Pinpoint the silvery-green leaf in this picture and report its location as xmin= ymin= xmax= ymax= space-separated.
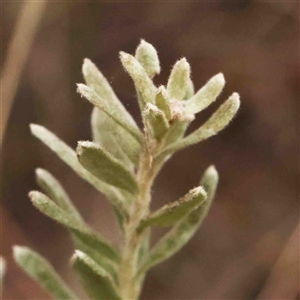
xmin=92 ymin=107 xmax=141 ymax=166
xmin=73 ymin=235 xmax=118 ymax=284
xmin=0 ymin=256 xmax=5 ymax=293
xmin=72 ymin=250 xmax=121 ymax=300
xmin=167 ymin=58 xmax=190 ymax=100
xmin=159 ymin=93 xmax=240 ymax=157
xmin=138 ymin=166 xmax=219 ymax=275
xmin=82 ymin=58 xmax=138 ymax=129
xmin=184 ymin=73 xmax=225 ymax=114
xmin=160 ymin=120 xmax=189 ymax=149
xmin=135 ymin=39 xmax=160 ymax=79
xmin=13 ymin=246 xmax=77 ymax=299
xmin=35 ymin=168 xmax=83 ymax=223
xmin=29 ymin=191 xmax=120 ymax=264
xmin=137 ymin=187 xmax=206 ymax=233
xmin=119 ymin=51 xmax=157 ymax=105
xmin=30 ymin=124 xmax=128 ymax=216
xmin=77 ymin=84 xmax=142 ymax=143
xmin=143 ymin=103 xmax=169 ymax=141
xmin=77 ymin=141 xmax=139 ymax=195
xmin=183 ymin=77 xmax=195 ymax=100
xmin=155 ymin=86 xmax=172 ymax=120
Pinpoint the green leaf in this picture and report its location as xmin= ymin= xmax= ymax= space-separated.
xmin=29 ymin=191 xmax=121 ymax=264
xmin=119 ymin=51 xmax=157 ymax=105
xmin=77 ymin=84 xmax=142 ymax=143
xmin=183 ymin=77 xmax=195 ymax=100
xmin=30 ymin=124 xmax=128 ymax=216
xmin=35 ymin=170 xmax=119 ymax=278
xmin=77 ymin=141 xmax=139 ymax=195
xmin=0 ymin=256 xmax=6 ymax=293
xmin=82 ymin=58 xmax=138 ymax=129
xmin=184 ymin=73 xmax=225 ymax=114
xmin=91 ymin=107 xmax=141 ymax=166
xmin=159 ymin=93 xmax=240 ymax=157
xmin=35 ymin=168 xmax=83 ymax=223
xmin=160 ymin=120 xmax=189 ymax=149
xmin=167 ymin=58 xmax=190 ymax=100
xmin=155 ymin=86 xmax=172 ymax=121
xmin=13 ymin=246 xmax=77 ymax=299
xmin=138 ymin=166 xmax=219 ymax=275
xmin=137 ymin=187 xmax=206 ymax=233
xmin=135 ymin=39 xmax=160 ymax=79
xmin=143 ymin=103 xmax=169 ymax=141
xmin=72 ymin=250 xmax=121 ymax=300
xmin=72 ymin=235 xmax=119 ymax=284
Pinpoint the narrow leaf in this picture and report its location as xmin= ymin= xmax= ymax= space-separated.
xmin=119 ymin=51 xmax=157 ymax=105
xmin=184 ymin=73 xmax=225 ymax=114
xmin=137 ymin=187 xmax=206 ymax=233
xmin=77 ymin=141 xmax=139 ymax=195
xmin=35 ymin=171 xmax=119 ymax=278
xmin=138 ymin=166 xmax=219 ymax=274
xmin=183 ymin=77 xmax=195 ymax=100
xmin=72 ymin=250 xmax=121 ymax=300
xmin=30 ymin=124 xmax=128 ymax=216
xmin=135 ymin=39 xmax=160 ymax=79
xmin=143 ymin=103 xmax=169 ymax=141
xmin=0 ymin=256 xmax=6 ymax=293
xmin=29 ymin=191 xmax=120 ymax=264
xmin=160 ymin=120 xmax=189 ymax=149
xmin=73 ymin=236 xmax=119 ymax=284
xmin=13 ymin=246 xmax=77 ymax=299
xmin=155 ymin=86 xmax=172 ymax=120
xmin=159 ymin=93 xmax=240 ymax=157
xmin=77 ymin=84 xmax=142 ymax=143
xmin=167 ymin=58 xmax=190 ymax=100
xmin=35 ymin=168 xmax=83 ymax=223
xmin=83 ymin=58 xmax=138 ymax=129
xmin=91 ymin=107 xmax=141 ymax=165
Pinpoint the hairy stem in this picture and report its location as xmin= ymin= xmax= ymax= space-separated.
xmin=118 ymin=142 xmax=155 ymax=299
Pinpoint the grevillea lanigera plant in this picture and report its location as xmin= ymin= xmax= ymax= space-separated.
xmin=12 ymin=40 xmax=240 ymax=299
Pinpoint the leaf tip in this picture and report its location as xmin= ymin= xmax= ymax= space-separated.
xmin=230 ymin=92 xmax=241 ymax=109
xmin=191 ymin=186 xmax=207 ymax=199
xmin=29 ymin=123 xmax=42 ymax=135
xmin=214 ymin=73 xmax=225 ymax=86
xmin=13 ymin=245 xmax=28 ymax=263
xmin=29 ymin=190 xmax=47 ymax=206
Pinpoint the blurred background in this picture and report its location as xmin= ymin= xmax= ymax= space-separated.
xmin=1 ymin=1 xmax=299 ymax=299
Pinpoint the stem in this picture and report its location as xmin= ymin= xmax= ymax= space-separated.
xmin=118 ymin=143 xmax=156 ymax=299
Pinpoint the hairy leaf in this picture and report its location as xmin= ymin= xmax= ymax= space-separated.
xmin=29 ymin=191 xmax=120 ymax=264
xmin=72 ymin=251 xmax=121 ymax=300
xmin=183 ymin=77 xmax=195 ymax=100
xmin=77 ymin=84 xmax=142 ymax=143
xmin=155 ymin=86 xmax=172 ymax=121
xmin=35 ymin=168 xmax=83 ymax=223
xmin=83 ymin=58 xmax=138 ymax=129
xmin=91 ymin=107 xmax=140 ymax=166
xmin=30 ymin=124 xmax=128 ymax=216
xmin=143 ymin=103 xmax=169 ymax=141
xmin=135 ymin=39 xmax=160 ymax=79
xmin=137 ymin=187 xmax=206 ymax=233
xmin=138 ymin=166 xmax=219 ymax=274
xmin=159 ymin=93 xmax=240 ymax=157
xmin=184 ymin=73 xmax=225 ymax=114
xmin=119 ymin=51 xmax=157 ymax=105
xmin=13 ymin=246 xmax=77 ymax=299
xmin=77 ymin=141 xmax=139 ymax=195
xmin=167 ymin=58 xmax=190 ymax=100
